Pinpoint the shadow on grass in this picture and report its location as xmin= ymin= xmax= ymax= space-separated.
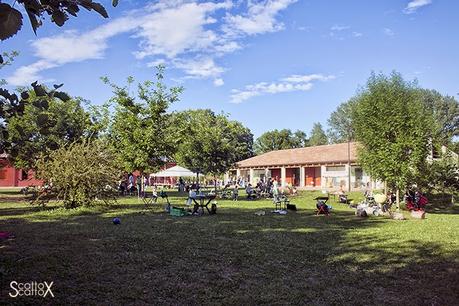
xmin=425 ymin=193 xmax=459 ymax=215
xmin=0 ymin=204 xmax=458 ymax=305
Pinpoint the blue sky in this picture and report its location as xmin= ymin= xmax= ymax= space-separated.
xmin=2 ymin=0 xmax=458 ymax=138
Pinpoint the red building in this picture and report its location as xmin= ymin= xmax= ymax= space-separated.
xmin=0 ymin=156 xmax=42 ymax=187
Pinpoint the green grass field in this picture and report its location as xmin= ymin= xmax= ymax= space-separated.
xmin=1 ymin=190 xmax=458 ymax=305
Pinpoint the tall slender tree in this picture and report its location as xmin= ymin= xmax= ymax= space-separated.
xmin=327 ymin=98 xmax=357 ymax=144
xmin=104 ymin=66 xmax=183 ymax=175
xmin=352 ymin=72 xmax=433 ymax=207
xmin=308 ymin=123 xmax=328 ymax=146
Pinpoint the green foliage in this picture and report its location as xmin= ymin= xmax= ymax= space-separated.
xmin=352 ymin=72 xmax=432 ymax=189
xmin=327 ymin=98 xmax=357 ymax=143
xmin=254 ymin=129 xmax=308 ymax=154
xmin=419 ymin=152 xmax=459 ymax=194
xmin=3 ymin=87 xmax=92 ymax=170
xmin=0 ymin=1 xmax=113 ymax=41
xmin=174 ymin=109 xmax=253 ymax=176
xmin=0 ymin=50 xmax=19 ymax=85
xmin=105 ymin=66 xmax=183 ymax=173
xmin=35 ymin=139 xmax=120 ymax=208
xmin=419 ymin=89 xmax=459 ymax=145
xmin=308 ymin=122 xmax=328 ymax=146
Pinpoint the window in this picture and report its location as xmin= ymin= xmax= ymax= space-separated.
xmin=326 ymin=166 xmax=345 ymax=172
xmin=21 ymin=170 xmax=28 ymax=180
xmin=0 ymin=169 xmax=6 ymax=179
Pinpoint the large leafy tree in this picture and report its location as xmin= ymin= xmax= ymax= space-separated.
xmin=0 ymin=83 xmax=95 ymax=169
xmin=327 ymin=98 xmax=357 ymax=144
xmin=105 ymin=66 xmax=183 ymax=174
xmin=352 ymin=72 xmax=433 ymax=205
xmin=174 ymin=109 xmax=253 ymax=185
xmin=254 ymin=129 xmax=308 ymax=155
xmin=0 ymin=0 xmax=117 ymax=42
xmin=308 ymin=122 xmax=328 ymax=146
xmin=419 ymin=89 xmax=459 ymax=145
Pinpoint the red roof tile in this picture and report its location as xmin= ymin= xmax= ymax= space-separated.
xmin=236 ymin=142 xmax=358 ymax=168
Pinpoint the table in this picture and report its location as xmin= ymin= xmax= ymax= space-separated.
xmin=191 ymin=194 xmax=216 ymax=214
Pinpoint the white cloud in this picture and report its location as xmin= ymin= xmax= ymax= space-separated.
xmin=230 ymin=73 xmax=334 ymax=104
xmin=146 ymin=59 xmax=166 ymax=68
xmin=7 ymin=60 xmax=57 ymax=86
xmin=224 ymin=0 xmax=297 ymax=36
xmin=32 ymin=17 xmax=142 ymax=65
xmin=213 ymin=78 xmax=224 ymax=87
xmin=280 ymin=74 xmax=335 ymax=83
xmin=352 ymin=32 xmax=363 ymax=37
xmin=133 ymin=1 xmax=231 ymax=59
xmin=383 ymin=28 xmax=395 ymax=36
xmin=8 ymin=15 xmax=141 ymax=85
xmin=330 ymin=25 xmax=350 ymax=31
xmin=8 ymin=0 xmax=297 ymax=85
xmin=404 ymin=0 xmax=432 ymax=14
xmin=173 ymin=57 xmax=224 ymax=79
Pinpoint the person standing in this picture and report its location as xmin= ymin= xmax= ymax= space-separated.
xmin=232 ymin=185 xmax=239 ymax=201
xmin=136 ymin=175 xmax=142 ymax=197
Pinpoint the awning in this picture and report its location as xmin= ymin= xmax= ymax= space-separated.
xmin=150 ymin=165 xmax=200 ymax=177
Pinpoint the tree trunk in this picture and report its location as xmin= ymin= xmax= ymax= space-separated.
xmin=396 ymin=188 xmax=400 ymax=212
xmin=214 ymin=175 xmax=217 ymax=192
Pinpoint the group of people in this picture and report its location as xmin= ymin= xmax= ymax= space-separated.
xmin=225 ymin=177 xmax=297 ymax=201
xmin=118 ymin=173 xmax=143 ymax=195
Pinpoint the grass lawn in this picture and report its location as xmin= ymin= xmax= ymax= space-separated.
xmin=1 ymin=189 xmax=458 ymax=305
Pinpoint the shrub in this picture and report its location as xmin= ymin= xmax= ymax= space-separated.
xmin=35 ymin=139 xmax=120 ymax=208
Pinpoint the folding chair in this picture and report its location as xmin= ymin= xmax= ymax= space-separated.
xmin=314 ymin=196 xmax=330 ymax=216
xmin=273 ymin=195 xmax=288 ymax=210
xmin=142 ymin=191 xmax=158 ymax=208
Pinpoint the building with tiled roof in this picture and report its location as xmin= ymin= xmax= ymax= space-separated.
xmin=228 ymin=142 xmax=378 ymax=190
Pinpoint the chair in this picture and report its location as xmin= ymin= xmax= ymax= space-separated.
xmin=314 ymin=196 xmax=330 ymax=216
xmin=142 ymin=191 xmax=158 ymax=208
xmin=273 ymin=194 xmax=289 ymax=210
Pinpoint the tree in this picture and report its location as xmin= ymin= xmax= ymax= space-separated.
xmin=352 ymin=72 xmax=433 ymax=206
xmin=308 ymin=122 xmax=328 ymax=146
xmin=0 ymin=50 xmax=19 ymax=85
xmin=35 ymin=139 xmax=120 ymax=208
xmin=0 ymin=1 xmax=117 ymax=43
xmin=327 ymin=98 xmax=358 ymax=144
xmin=254 ymin=129 xmax=308 ymax=154
xmin=0 ymin=83 xmax=97 ymax=169
xmin=419 ymin=89 xmax=459 ymax=145
xmin=104 ymin=66 xmax=183 ymax=174
xmin=174 ymin=109 xmax=253 ymax=188
xmin=428 ymin=153 xmax=459 ymax=198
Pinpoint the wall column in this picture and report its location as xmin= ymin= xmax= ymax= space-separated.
xmin=265 ymin=168 xmax=270 ymax=182
xmin=300 ymin=166 xmax=305 ymax=187
xmin=249 ymin=168 xmax=255 ymax=185
xmin=281 ymin=166 xmax=286 ymax=187
xmin=345 ymin=164 xmax=351 ymax=191
xmin=236 ymin=169 xmax=241 ymax=179
xmin=320 ymin=165 xmax=327 ymax=189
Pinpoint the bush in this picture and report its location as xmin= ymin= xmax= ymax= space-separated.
xmin=35 ymin=139 xmax=121 ymax=208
